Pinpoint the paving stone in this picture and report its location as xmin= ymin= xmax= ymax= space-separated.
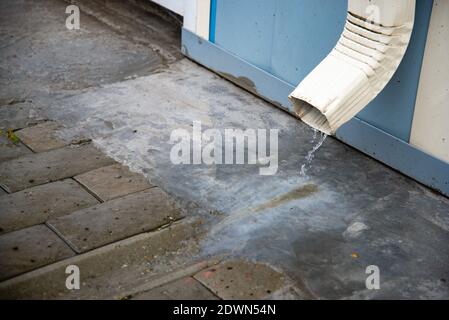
xmin=74 ymin=164 xmax=153 ymax=201
xmin=194 ymin=261 xmax=287 ymax=300
xmin=0 ymin=143 xmax=114 ymax=193
xmin=15 ymin=121 xmax=67 ymax=152
xmin=0 ymin=220 xmax=198 ymax=299
xmin=0 ymin=179 xmax=99 ymax=234
xmin=0 ymin=102 xmax=46 ymax=131
xmin=132 ymin=277 xmax=218 ymax=300
xmin=48 ymin=188 xmax=182 ymax=253
xmin=0 ymin=224 xmax=75 ymax=281
xmin=0 ymin=134 xmax=32 ymax=162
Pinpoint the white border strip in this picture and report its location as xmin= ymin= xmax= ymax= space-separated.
xmin=150 ymin=0 xmax=185 ymax=15
xmin=410 ymin=0 xmax=449 ymax=163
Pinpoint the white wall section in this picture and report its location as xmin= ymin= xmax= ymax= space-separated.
xmin=195 ymin=0 xmax=210 ymax=39
xmin=150 ymin=0 xmax=185 ymax=15
xmin=150 ymin=0 xmax=210 ymax=39
xmin=410 ymin=0 xmax=449 ymax=163
xmin=183 ymin=0 xmax=197 ymax=33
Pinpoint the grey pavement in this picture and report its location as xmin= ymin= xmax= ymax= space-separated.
xmin=0 ymin=0 xmax=448 ymax=300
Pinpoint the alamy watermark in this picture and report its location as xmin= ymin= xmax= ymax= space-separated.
xmin=65 ymin=265 xmax=80 ymax=290
xmin=65 ymin=5 xmax=80 ymax=30
xmin=365 ymin=265 xmax=380 ymax=290
xmin=170 ymin=121 xmax=279 ymax=175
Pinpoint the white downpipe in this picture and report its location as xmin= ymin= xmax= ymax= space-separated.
xmin=289 ymin=0 xmax=416 ymax=135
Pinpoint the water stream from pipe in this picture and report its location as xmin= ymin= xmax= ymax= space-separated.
xmin=300 ymin=129 xmax=327 ymax=176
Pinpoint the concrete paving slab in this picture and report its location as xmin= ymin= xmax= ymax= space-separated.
xmin=0 ymin=224 xmax=75 ymax=281
xmin=0 ymin=143 xmax=114 ymax=193
xmin=0 ymin=179 xmax=99 ymax=234
xmin=48 ymin=188 xmax=182 ymax=253
xmin=15 ymin=121 xmax=67 ymax=152
xmin=74 ymin=164 xmax=154 ymax=201
xmin=132 ymin=277 xmax=218 ymax=300
xmin=0 ymin=134 xmax=32 ymax=163
xmin=119 ymin=260 xmax=221 ymax=300
xmin=0 ymin=102 xmax=46 ymax=131
xmin=194 ymin=261 xmax=288 ymax=300
xmin=0 ymin=220 xmax=198 ymax=299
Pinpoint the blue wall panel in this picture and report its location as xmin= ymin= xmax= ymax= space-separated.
xmin=213 ymin=0 xmax=433 ymax=142
xmin=214 ymin=0 xmax=346 ymax=85
xmin=270 ymin=0 xmax=346 ymax=85
xmin=214 ymin=0 xmax=278 ymax=70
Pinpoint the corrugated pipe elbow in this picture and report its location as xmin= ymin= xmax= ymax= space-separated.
xmin=289 ymin=0 xmax=416 ymax=135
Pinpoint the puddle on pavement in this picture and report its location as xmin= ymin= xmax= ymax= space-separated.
xmin=253 ymin=184 xmax=318 ymax=213
xmin=211 ymin=183 xmax=319 ymax=234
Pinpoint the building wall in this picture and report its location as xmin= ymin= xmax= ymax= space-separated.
xmin=210 ymin=0 xmax=433 ymax=142
xmin=212 ymin=0 xmax=346 ymax=86
xmin=410 ymin=0 xmax=449 ymax=163
xmin=150 ymin=0 xmax=210 ymax=39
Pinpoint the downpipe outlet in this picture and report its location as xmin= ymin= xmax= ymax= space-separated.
xmin=289 ymin=0 xmax=416 ymax=135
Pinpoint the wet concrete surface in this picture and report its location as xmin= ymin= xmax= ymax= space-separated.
xmin=0 ymin=0 xmax=179 ymax=103
xmin=1 ymin=0 xmax=448 ymax=299
xmin=34 ymin=60 xmax=449 ymax=299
